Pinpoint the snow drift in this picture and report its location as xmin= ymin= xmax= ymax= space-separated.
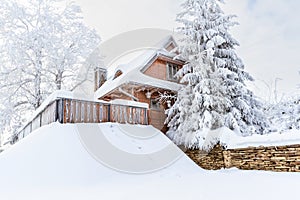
xmin=0 ymin=122 xmax=201 ymax=199
xmin=1 ymin=123 xmax=300 ymax=200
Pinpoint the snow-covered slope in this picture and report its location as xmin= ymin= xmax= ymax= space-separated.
xmin=0 ymin=123 xmax=200 ymax=199
xmin=1 ymin=123 xmax=300 ymax=200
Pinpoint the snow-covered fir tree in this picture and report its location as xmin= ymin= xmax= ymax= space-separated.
xmin=166 ymin=0 xmax=269 ymax=150
xmin=166 ymin=52 xmax=232 ymax=150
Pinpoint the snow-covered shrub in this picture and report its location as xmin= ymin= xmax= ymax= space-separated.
xmin=266 ymin=96 xmax=300 ymax=132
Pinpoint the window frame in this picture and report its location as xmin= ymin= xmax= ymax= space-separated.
xmin=166 ymin=63 xmax=179 ymax=81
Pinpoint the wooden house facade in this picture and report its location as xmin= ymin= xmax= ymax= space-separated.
xmin=94 ymin=36 xmax=184 ymax=132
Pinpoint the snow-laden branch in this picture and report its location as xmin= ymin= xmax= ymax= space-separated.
xmin=0 ymin=0 xmax=101 ymax=135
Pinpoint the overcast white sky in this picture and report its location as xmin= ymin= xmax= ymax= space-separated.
xmin=75 ymin=0 xmax=300 ymax=102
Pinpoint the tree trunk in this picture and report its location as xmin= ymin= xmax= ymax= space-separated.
xmin=55 ymin=69 xmax=63 ymax=90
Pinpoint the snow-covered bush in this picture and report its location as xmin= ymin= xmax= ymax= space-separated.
xmin=266 ymin=96 xmax=300 ymax=132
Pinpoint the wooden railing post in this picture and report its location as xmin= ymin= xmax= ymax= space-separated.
xmin=58 ymin=98 xmax=64 ymax=123
xmin=39 ymin=113 xmax=42 ymax=128
xmin=55 ymin=99 xmax=59 ymax=122
xmin=144 ymin=108 xmax=148 ymax=125
xmin=107 ymin=104 xmax=111 ymax=122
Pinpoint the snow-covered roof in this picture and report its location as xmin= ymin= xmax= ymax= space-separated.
xmin=94 ymin=36 xmax=183 ymax=99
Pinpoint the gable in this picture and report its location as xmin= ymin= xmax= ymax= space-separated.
xmin=165 ymin=42 xmax=176 ymax=52
xmin=143 ymin=56 xmax=184 ymax=82
xmin=94 ymin=35 xmax=184 ymax=100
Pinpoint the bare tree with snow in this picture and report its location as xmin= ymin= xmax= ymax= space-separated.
xmin=0 ymin=0 xmax=101 ymax=134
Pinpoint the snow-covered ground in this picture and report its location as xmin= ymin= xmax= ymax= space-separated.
xmin=222 ymin=129 xmax=300 ymax=149
xmin=212 ymin=127 xmax=300 ymax=149
xmin=177 ymin=127 xmax=300 ymax=150
xmin=0 ymin=123 xmax=300 ymax=200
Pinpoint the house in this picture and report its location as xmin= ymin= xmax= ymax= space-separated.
xmin=94 ymin=36 xmax=185 ymax=132
xmin=14 ymin=36 xmax=184 ymax=143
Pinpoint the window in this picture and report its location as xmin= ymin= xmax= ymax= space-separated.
xmin=113 ymin=70 xmax=123 ymax=80
xmin=100 ymin=74 xmax=106 ymax=86
xmin=94 ymin=68 xmax=107 ymax=91
xmin=150 ymin=99 xmax=161 ymax=110
xmin=167 ymin=63 xmax=178 ymax=81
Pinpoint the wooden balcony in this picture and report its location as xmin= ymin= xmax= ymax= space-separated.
xmin=14 ymin=98 xmax=148 ymax=143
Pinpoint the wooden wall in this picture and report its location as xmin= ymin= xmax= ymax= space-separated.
xmin=134 ymin=90 xmax=168 ymax=133
xmin=144 ymin=59 xmax=167 ymax=81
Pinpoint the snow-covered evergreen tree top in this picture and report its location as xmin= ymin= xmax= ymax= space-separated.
xmin=177 ymin=0 xmax=253 ymax=83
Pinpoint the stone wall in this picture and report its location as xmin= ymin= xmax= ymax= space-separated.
xmin=186 ymin=144 xmax=300 ymax=172
xmin=186 ymin=145 xmax=225 ymax=170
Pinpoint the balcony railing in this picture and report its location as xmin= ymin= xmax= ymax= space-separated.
xmin=14 ymin=98 xmax=148 ymax=143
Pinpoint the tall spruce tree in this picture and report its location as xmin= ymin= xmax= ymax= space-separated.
xmin=166 ymin=0 xmax=269 ymax=150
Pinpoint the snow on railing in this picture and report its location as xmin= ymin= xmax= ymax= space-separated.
xmin=14 ymin=98 xmax=149 ymax=144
